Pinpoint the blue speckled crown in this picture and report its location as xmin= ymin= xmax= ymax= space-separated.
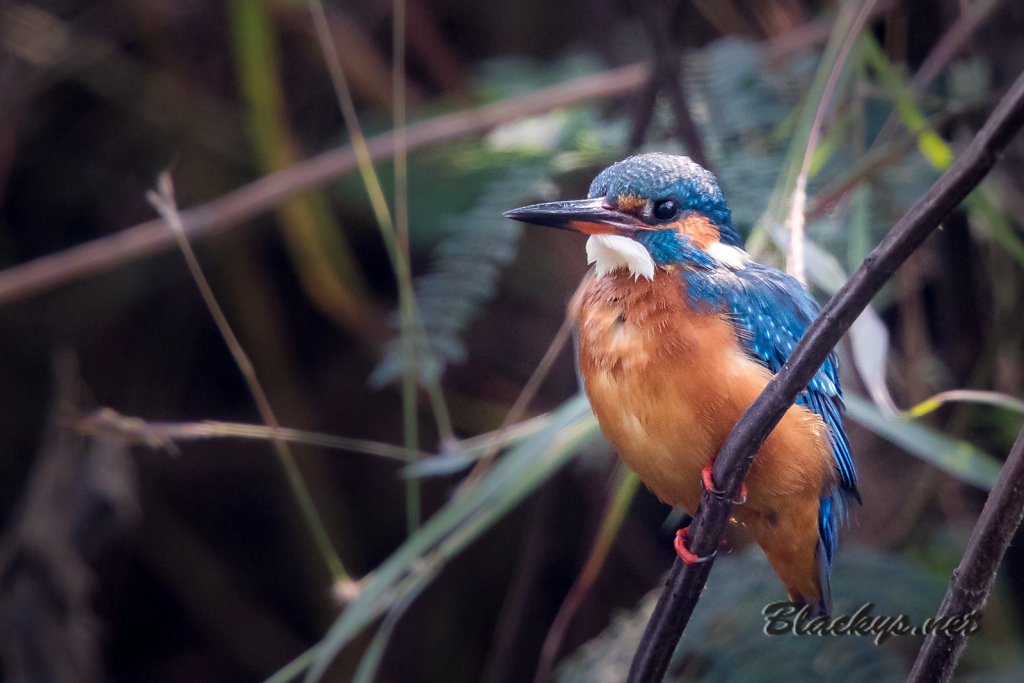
xmin=587 ymin=153 xmax=740 ymax=246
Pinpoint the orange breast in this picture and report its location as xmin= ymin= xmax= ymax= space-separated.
xmin=572 ymin=269 xmax=835 ymax=517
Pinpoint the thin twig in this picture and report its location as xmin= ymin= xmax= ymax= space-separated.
xmin=307 ymin=0 xmax=430 ymax=523
xmin=759 ymin=0 xmax=893 ymax=63
xmin=785 ymin=0 xmax=877 ymax=284
xmin=627 ymin=67 xmax=1024 ymax=683
xmin=77 ymin=408 xmax=424 ymax=461
xmin=0 ymin=62 xmax=648 ymax=309
xmin=460 ymin=304 xmax=577 ymax=489
xmin=148 ymin=173 xmax=347 ymax=583
xmin=534 ymin=469 xmax=640 ymax=683
xmin=907 ymin=425 xmax=1024 ymax=682
xmin=0 ymin=7 xmax=917 ymax=311
xmin=816 ymin=0 xmax=1003 ymax=218
xmin=391 ymin=0 xmax=421 ymax=533
xmin=912 ymin=0 xmax=1003 ymax=92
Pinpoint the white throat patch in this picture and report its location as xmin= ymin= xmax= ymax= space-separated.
xmin=585 ymin=234 xmax=656 ymax=280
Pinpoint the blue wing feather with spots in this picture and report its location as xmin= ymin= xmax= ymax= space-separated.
xmin=726 ymin=263 xmax=857 ymax=493
xmin=725 ymin=263 xmax=859 ymax=566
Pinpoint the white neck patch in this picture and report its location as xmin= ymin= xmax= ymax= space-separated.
xmin=585 ymin=234 xmax=656 ymax=280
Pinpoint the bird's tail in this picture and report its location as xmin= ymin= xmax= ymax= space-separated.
xmin=809 ymin=495 xmax=839 ymax=617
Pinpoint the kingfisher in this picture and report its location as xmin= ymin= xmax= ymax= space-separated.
xmin=504 ymin=153 xmax=858 ymax=615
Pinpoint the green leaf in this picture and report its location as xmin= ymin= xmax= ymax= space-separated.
xmin=774 ymin=229 xmax=899 ymax=416
xmin=905 ymin=390 xmax=1024 ymax=419
xmin=294 ymin=394 xmax=600 ymax=681
xmin=918 ymin=130 xmax=955 ymax=170
xmin=966 ymin=187 xmax=1024 ymax=269
xmin=845 ymin=394 xmax=1002 ymax=490
xmin=860 ymin=34 xmax=954 ymax=171
xmin=760 ymin=2 xmax=871 ymax=232
xmin=847 ymin=304 xmax=899 ymax=415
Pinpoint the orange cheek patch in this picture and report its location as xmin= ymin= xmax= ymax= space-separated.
xmin=615 ymin=194 xmax=646 ymax=212
xmin=674 ymin=213 xmax=721 ymax=249
xmin=568 ymin=220 xmax=617 ymax=235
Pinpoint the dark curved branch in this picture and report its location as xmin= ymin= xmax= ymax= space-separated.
xmin=907 ymin=425 xmax=1024 ymax=682
xmin=627 ymin=68 xmax=1024 ymax=683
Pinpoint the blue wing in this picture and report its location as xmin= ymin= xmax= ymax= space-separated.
xmin=725 ymin=262 xmax=859 ymax=566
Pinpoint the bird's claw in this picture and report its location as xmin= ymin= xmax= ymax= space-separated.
xmin=674 ymin=527 xmax=716 ymax=564
xmin=701 ymin=465 xmax=748 ymax=504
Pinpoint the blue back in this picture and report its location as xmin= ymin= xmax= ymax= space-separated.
xmin=711 ymin=262 xmax=859 ymax=567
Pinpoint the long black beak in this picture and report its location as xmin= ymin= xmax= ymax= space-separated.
xmin=503 ymin=197 xmax=650 ymax=235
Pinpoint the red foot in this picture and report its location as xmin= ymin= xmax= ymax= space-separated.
xmin=701 ymin=464 xmax=748 ymax=504
xmin=674 ymin=527 xmax=716 ymax=564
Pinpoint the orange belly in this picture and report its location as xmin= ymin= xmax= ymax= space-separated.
xmin=573 ymin=268 xmax=837 ymax=604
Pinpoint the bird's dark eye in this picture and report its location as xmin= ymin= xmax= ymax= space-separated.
xmin=653 ymin=199 xmax=680 ymax=221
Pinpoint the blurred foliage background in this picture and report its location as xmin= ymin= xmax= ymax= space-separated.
xmin=2 ymin=0 xmax=1024 ymax=681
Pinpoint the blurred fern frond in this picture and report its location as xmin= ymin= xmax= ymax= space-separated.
xmin=369 ymin=54 xmax=634 ymax=389
xmin=684 ymin=38 xmax=801 ymax=231
xmin=371 ymin=163 xmax=554 ymax=386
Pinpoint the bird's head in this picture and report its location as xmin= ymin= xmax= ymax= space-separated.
xmin=504 ymin=153 xmax=747 ymax=280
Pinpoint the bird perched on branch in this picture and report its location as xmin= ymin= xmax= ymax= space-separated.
xmin=505 ymin=153 xmax=858 ymax=616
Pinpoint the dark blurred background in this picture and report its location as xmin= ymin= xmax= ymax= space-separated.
xmin=2 ymin=0 xmax=1024 ymax=681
